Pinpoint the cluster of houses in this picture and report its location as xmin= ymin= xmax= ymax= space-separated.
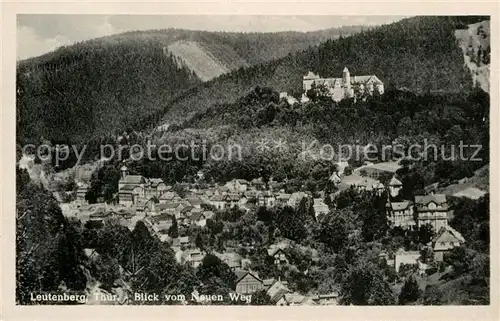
xmin=384 ymin=180 xmax=465 ymax=261
xmin=233 ymin=271 xmax=339 ymax=305
xmin=74 ymin=165 xmax=331 ymax=234
xmin=67 ymin=156 xmax=476 ymax=303
xmin=331 ymin=160 xmax=466 ymax=262
xmin=390 ymin=221 xmax=467 ymax=274
xmin=177 ymin=242 xmax=336 ymax=305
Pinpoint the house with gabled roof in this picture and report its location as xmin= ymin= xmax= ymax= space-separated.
xmin=268 ymin=247 xmax=289 ymax=266
xmin=276 ymin=292 xmax=318 ymax=306
xmin=76 ymin=184 xmax=89 ymax=205
xmin=181 ymin=205 xmax=195 ymax=215
xmin=225 ymin=193 xmax=241 ymax=208
xmin=225 ymin=179 xmax=249 ymax=193
xmin=430 ymin=226 xmax=465 ymax=261
xmin=159 ymin=191 xmax=182 ymax=203
xmin=211 ymin=194 xmax=226 ymax=210
xmin=257 ymin=191 xmax=276 ymax=207
xmin=202 ymin=189 xmax=214 ymax=199
xmin=386 ymin=201 xmax=416 ymax=230
xmin=118 ymin=165 xmax=168 ymax=206
xmin=190 ymin=211 xmax=209 ymax=227
xmin=250 ymin=178 xmax=266 ymax=189
xmin=203 ymin=210 xmax=215 ymax=219
xmin=388 ymin=176 xmax=403 ymax=197
xmin=172 ymin=236 xmax=190 ymax=248
xmin=235 ymin=271 xmax=264 ymax=294
xmin=181 ymin=249 xmax=206 ymax=268
xmin=214 ymin=185 xmax=230 ymax=196
xmin=415 ymin=194 xmax=451 ymax=232
xmin=83 ymin=248 xmax=99 ymax=261
xmin=243 ymin=190 xmax=257 ymax=201
xmin=287 ymin=192 xmax=308 ymax=208
xmin=264 ymin=278 xmax=291 ymax=302
xmin=156 ymin=202 xmax=185 ymax=218
xmin=214 ymin=252 xmax=242 ymax=271
xmin=313 ymin=198 xmax=329 ymax=220
xmin=186 ymin=197 xmax=204 ymax=209
xmin=276 ymin=193 xmax=292 ymax=205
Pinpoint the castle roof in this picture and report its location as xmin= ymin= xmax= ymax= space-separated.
xmin=306 ymin=71 xmax=383 ymax=88
xmin=303 ymin=71 xmax=320 ymax=79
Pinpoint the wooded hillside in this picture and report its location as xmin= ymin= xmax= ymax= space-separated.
xmin=17 ymin=26 xmax=364 ymax=142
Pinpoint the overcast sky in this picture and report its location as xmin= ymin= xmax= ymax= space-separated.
xmin=17 ymin=15 xmax=408 ymax=60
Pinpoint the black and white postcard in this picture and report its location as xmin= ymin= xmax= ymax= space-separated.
xmin=2 ymin=1 xmax=498 ymax=320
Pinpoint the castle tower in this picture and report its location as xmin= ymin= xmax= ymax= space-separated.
xmin=342 ymin=67 xmax=351 ymax=87
xmin=342 ymin=67 xmax=353 ymax=98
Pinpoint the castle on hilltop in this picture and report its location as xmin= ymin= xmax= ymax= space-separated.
xmin=302 ymin=67 xmax=384 ymax=102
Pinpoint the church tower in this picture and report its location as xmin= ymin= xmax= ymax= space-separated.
xmin=120 ymin=165 xmax=129 ymax=179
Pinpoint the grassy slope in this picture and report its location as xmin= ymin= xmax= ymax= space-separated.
xmin=167 ymin=41 xmax=248 ymax=81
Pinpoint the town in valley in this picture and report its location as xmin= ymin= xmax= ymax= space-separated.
xmin=16 ymin=15 xmax=491 ymax=306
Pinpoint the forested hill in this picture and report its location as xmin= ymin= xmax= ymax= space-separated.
xmin=159 ymin=16 xmax=485 ymax=125
xmin=16 ymin=26 xmax=366 ymax=143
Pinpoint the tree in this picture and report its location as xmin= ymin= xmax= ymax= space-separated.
xmin=306 ymin=83 xmax=330 ymax=102
xmin=94 ymin=254 xmax=121 ymax=290
xmin=420 ymin=246 xmax=434 ymax=264
xmin=165 ymin=268 xmax=201 ymax=299
xmin=359 ymin=193 xmax=388 ymax=242
xmin=195 ymin=233 xmax=204 ymax=250
xmin=85 ymin=164 xmax=120 ymax=203
xmin=16 ymin=179 xmax=86 ymax=304
xmin=251 ymin=290 xmax=273 ymax=305
xmin=249 ymin=246 xmax=278 ymax=278
xmin=206 ymin=218 xmax=224 ymax=235
xmin=128 ymin=221 xmax=180 ymax=292
xmin=418 ymin=224 xmax=434 ymax=245
xmin=256 ymin=206 xmax=273 ymax=223
xmin=273 ymin=206 xmax=307 ymax=241
xmin=340 ymin=261 xmax=396 ymax=305
xmin=398 ymin=275 xmax=421 ymax=305
xmin=168 ymin=216 xmax=179 ymax=238
xmin=317 ymin=212 xmax=348 ymax=253
xmin=196 ymin=254 xmax=236 ymax=291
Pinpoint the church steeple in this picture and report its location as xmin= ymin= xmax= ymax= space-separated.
xmin=120 ymin=165 xmax=129 ymax=179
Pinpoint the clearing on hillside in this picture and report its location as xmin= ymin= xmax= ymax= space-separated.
xmin=167 ymin=40 xmax=249 ymax=81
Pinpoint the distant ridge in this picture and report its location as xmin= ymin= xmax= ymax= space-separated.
xmin=17 ymin=25 xmax=367 ymax=142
